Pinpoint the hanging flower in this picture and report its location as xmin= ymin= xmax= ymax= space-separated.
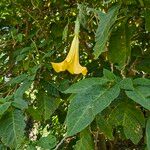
xmin=51 ymin=18 xmax=87 ymax=75
xmin=51 ymin=35 xmax=87 ymax=75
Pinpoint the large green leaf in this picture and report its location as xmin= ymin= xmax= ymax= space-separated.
xmin=146 ymin=117 xmax=150 ymax=150
xmin=66 ymin=84 xmax=120 ymax=136
xmin=108 ymin=22 xmax=131 ymax=68
xmin=64 ymin=77 xmax=109 ymax=93
xmin=74 ymin=129 xmax=94 ymax=150
xmin=36 ymin=92 xmax=60 ymax=121
xmin=0 ymin=109 xmax=25 ymax=149
xmin=93 ymin=4 xmax=120 ymax=58
xmin=126 ymin=85 xmax=150 ymax=110
xmin=108 ymin=102 xmax=145 ymax=144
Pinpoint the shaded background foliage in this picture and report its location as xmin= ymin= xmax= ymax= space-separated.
xmin=0 ymin=0 xmax=150 ymax=149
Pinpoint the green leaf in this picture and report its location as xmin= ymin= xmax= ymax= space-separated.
xmin=37 ymin=92 xmax=60 ymax=121
xmin=119 ymin=78 xmax=134 ymax=90
xmin=126 ymin=85 xmax=150 ymax=110
xmin=26 ymin=145 xmax=36 ymax=150
xmin=0 ymin=144 xmax=7 ymax=150
xmin=64 ymin=77 xmax=109 ymax=93
xmin=78 ymin=3 xmax=88 ymax=28
xmin=37 ymin=134 xmax=57 ymax=149
xmin=62 ymin=23 xmax=68 ymax=41
xmin=0 ymin=109 xmax=25 ymax=149
xmin=15 ymin=47 xmax=32 ymax=62
xmin=0 ymin=102 xmax=11 ymax=116
xmin=74 ymin=129 xmax=94 ymax=150
xmin=12 ymin=99 xmax=28 ymax=110
xmin=14 ymin=81 xmax=32 ymax=99
xmin=17 ymin=33 xmax=23 ymax=42
xmin=42 ymin=51 xmax=55 ymax=59
xmin=96 ymin=114 xmax=114 ymax=140
xmin=103 ymin=69 xmax=117 ymax=81
xmin=13 ymin=81 xmax=32 ymax=109
xmin=93 ymin=4 xmax=120 ymax=58
xmin=144 ymin=8 xmax=150 ymax=32
xmin=66 ymin=84 xmax=120 ymax=136
xmin=108 ymin=22 xmax=131 ymax=68
xmin=133 ymin=78 xmax=150 ymax=86
xmin=27 ymin=106 xmax=42 ymax=121
xmin=146 ymin=117 xmax=150 ymax=150
xmin=108 ymin=102 xmax=145 ymax=144
xmin=42 ymin=81 xmax=59 ymax=97
xmin=7 ymin=74 xmax=27 ymax=85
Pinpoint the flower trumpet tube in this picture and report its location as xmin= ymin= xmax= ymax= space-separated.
xmin=51 ymin=35 xmax=87 ymax=75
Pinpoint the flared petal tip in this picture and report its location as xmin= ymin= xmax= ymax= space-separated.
xmin=82 ymin=67 xmax=88 ymax=76
xmin=51 ymin=61 xmax=67 ymax=73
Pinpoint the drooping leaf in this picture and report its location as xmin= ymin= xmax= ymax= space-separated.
xmin=0 ymin=109 xmax=25 ymax=149
xmin=108 ymin=102 xmax=145 ymax=144
xmin=74 ymin=129 xmax=94 ymax=150
xmin=66 ymin=84 xmax=120 ymax=136
xmin=146 ymin=116 xmax=150 ymax=150
xmin=37 ymin=134 xmax=57 ymax=150
xmin=78 ymin=3 xmax=88 ymax=29
xmin=93 ymin=4 xmax=120 ymax=58
xmin=64 ymin=77 xmax=109 ymax=93
xmin=96 ymin=114 xmax=114 ymax=140
xmin=126 ymin=85 xmax=150 ymax=110
xmin=108 ymin=22 xmax=131 ymax=68
xmin=36 ymin=92 xmax=60 ymax=121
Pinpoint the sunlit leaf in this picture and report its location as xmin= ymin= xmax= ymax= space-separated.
xmin=66 ymin=84 xmax=120 ymax=136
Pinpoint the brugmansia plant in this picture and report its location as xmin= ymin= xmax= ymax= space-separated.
xmin=0 ymin=0 xmax=150 ymax=150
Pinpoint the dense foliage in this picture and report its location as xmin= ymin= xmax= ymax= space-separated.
xmin=0 ymin=0 xmax=150 ymax=149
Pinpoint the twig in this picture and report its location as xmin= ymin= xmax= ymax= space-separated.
xmin=54 ymin=136 xmax=66 ymax=150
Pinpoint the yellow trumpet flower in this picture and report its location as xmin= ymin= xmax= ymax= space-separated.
xmin=51 ymin=35 xmax=87 ymax=75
